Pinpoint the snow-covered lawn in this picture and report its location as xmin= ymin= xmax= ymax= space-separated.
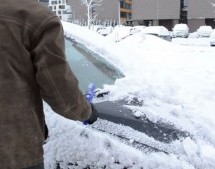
xmin=44 ymin=22 xmax=215 ymax=169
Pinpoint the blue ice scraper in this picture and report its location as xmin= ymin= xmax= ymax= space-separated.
xmin=83 ymin=83 xmax=96 ymax=125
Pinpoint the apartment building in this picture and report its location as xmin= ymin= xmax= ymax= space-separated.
xmin=120 ymin=0 xmax=132 ymax=25
xmin=58 ymin=0 xmax=215 ymax=32
xmin=188 ymin=0 xmax=215 ymax=32
xmin=67 ymin=0 xmax=86 ymax=22
xmin=132 ymin=0 xmax=181 ymax=30
xmin=132 ymin=0 xmax=215 ymax=32
xmin=67 ymin=0 xmax=132 ymax=25
xmin=48 ymin=0 xmax=72 ymax=21
xmin=68 ymin=0 xmax=181 ymax=29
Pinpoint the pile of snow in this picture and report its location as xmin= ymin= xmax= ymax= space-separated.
xmin=44 ymin=104 xmax=194 ymax=169
xmin=140 ymin=26 xmax=170 ymax=36
xmin=105 ymin=25 xmax=133 ymax=42
xmin=173 ymin=37 xmax=211 ymax=46
xmin=43 ymin=21 xmax=215 ymax=168
xmin=188 ymin=32 xmax=198 ymax=38
xmin=118 ymin=32 xmax=172 ymax=49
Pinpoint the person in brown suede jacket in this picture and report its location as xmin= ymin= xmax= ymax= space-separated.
xmin=0 ymin=0 xmax=98 ymax=168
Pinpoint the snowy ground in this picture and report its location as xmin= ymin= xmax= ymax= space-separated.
xmin=172 ymin=37 xmax=211 ymax=47
xmin=44 ymin=22 xmax=215 ymax=169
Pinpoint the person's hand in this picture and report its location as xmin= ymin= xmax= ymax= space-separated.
xmin=84 ymin=104 xmax=99 ymax=125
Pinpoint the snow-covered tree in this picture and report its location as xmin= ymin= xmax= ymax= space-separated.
xmin=81 ymin=0 xmax=102 ymax=29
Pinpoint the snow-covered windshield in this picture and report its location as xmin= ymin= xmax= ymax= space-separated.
xmin=65 ymin=38 xmax=123 ymax=91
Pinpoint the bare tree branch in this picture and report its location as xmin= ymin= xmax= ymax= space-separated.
xmin=81 ymin=0 xmax=103 ymax=29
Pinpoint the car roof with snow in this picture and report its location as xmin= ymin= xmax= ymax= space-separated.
xmin=141 ymin=26 xmax=170 ymax=36
xmin=173 ymin=24 xmax=189 ymax=30
xmin=198 ymin=25 xmax=213 ymax=31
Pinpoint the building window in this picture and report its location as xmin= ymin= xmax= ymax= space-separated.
xmin=120 ymin=1 xmax=132 ymax=10
xmin=51 ymin=1 xmax=57 ymax=5
xmin=120 ymin=12 xmax=126 ymax=18
xmin=120 ymin=1 xmax=124 ymax=8
xmin=121 ymin=12 xmax=132 ymax=20
xmin=59 ymin=5 xmax=65 ymax=9
xmin=124 ymin=3 xmax=131 ymax=9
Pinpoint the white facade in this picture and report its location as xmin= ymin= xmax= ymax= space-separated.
xmin=48 ymin=0 xmax=72 ymax=21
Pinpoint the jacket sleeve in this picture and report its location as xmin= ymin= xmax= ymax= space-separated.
xmin=31 ymin=16 xmax=92 ymax=121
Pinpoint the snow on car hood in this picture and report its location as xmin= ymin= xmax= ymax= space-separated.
xmin=48 ymin=21 xmax=215 ymax=168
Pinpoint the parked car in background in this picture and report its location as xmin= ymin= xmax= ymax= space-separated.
xmin=210 ymin=29 xmax=215 ymax=46
xmin=129 ymin=26 xmax=146 ymax=35
xmin=141 ymin=26 xmax=172 ymax=41
xmin=92 ymin=25 xmax=105 ymax=32
xmin=197 ymin=26 xmax=213 ymax=38
xmin=129 ymin=27 xmax=141 ymax=35
xmin=172 ymin=24 xmax=189 ymax=38
xmin=134 ymin=25 xmax=147 ymax=31
xmin=97 ymin=26 xmax=113 ymax=36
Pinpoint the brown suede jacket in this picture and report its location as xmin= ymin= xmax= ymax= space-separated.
xmin=0 ymin=0 xmax=91 ymax=168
